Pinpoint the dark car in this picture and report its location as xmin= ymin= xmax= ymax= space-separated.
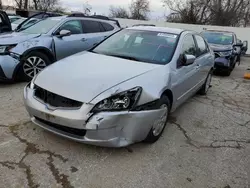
xmin=201 ymin=30 xmax=242 ymax=76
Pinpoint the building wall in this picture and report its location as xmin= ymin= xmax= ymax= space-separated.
xmin=116 ymin=18 xmax=250 ymax=54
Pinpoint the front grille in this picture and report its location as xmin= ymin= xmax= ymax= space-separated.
xmin=35 ymin=117 xmax=86 ymax=137
xmin=34 ymin=86 xmax=83 ymax=108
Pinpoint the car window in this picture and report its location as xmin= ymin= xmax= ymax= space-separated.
xmin=182 ymin=35 xmax=196 ymax=56
xmin=194 ymin=35 xmax=208 ymax=56
xmin=92 ymin=29 xmax=179 ymax=65
xmin=101 ymin=22 xmax=114 ymax=31
xmin=202 ymin=32 xmax=233 ymax=45
xmin=20 ymin=18 xmax=62 ymax=34
xmin=10 ymin=17 xmax=20 ymax=23
xmin=82 ymin=20 xmax=104 ymax=33
xmin=59 ymin=20 xmax=83 ymax=35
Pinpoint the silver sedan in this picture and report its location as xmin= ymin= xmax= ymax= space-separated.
xmin=24 ymin=26 xmax=215 ymax=147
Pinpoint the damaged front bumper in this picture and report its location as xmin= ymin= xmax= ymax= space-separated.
xmin=24 ymin=86 xmax=165 ymax=147
xmin=0 ymin=53 xmax=20 ymax=81
xmin=214 ymin=56 xmax=236 ymax=71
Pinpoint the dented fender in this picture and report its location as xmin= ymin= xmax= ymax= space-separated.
xmin=11 ymin=36 xmax=54 ymax=57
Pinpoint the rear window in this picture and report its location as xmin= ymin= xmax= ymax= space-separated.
xmin=101 ymin=22 xmax=114 ymax=31
xmin=82 ymin=20 xmax=104 ymax=33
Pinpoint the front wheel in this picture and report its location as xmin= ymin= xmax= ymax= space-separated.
xmin=144 ymin=96 xmax=170 ymax=143
xmin=19 ymin=51 xmax=51 ymax=81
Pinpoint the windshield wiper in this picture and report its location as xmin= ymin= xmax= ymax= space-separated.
xmin=106 ymin=54 xmax=141 ymax=61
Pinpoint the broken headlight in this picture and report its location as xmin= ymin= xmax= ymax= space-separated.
xmin=91 ymin=87 xmax=142 ymax=112
xmin=219 ymin=50 xmax=232 ymax=57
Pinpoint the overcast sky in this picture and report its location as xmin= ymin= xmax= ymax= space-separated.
xmin=61 ymin=0 xmax=169 ymax=20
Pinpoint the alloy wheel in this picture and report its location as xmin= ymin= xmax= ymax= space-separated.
xmin=23 ymin=56 xmax=47 ymax=78
xmin=152 ymin=104 xmax=168 ymax=137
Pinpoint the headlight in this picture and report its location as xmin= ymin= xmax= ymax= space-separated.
xmin=219 ymin=50 xmax=232 ymax=57
xmin=0 ymin=45 xmax=17 ymax=54
xmin=28 ymin=74 xmax=38 ymax=89
xmin=91 ymin=87 xmax=142 ymax=112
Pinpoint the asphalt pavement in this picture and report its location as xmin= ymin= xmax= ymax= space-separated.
xmin=0 ymin=58 xmax=250 ymax=188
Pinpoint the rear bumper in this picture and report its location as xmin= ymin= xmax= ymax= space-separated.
xmin=24 ymin=85 xmax=165 ymax=147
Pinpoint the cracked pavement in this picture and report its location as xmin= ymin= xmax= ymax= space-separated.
xmin=1 ymin=58 xmax=250 ymax=188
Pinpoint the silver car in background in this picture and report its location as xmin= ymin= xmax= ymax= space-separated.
xmin=0 ymin=14 xmax=120 ymax=82
xmin=24 ymin=26 xmax=214 ymax=147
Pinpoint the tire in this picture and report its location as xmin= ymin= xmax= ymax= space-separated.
xmin=19 ymin=51 xmax=51 ymax=82
xmin=225 ymin=70 xmax=231 ymax=76
xmin=199 ymin=70 xmax=213 ymax=95
xmin=144 ymin=96 xmax=170 ymax=143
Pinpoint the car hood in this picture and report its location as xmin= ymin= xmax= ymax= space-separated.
xmin=0 ymin=32 xmax=40 ymax=45
xmin=35 ymin=51 xmax=161 ymax=103
xmin=208 ymin=43 xmax=233 ymax=52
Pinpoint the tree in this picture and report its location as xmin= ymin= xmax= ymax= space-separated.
xmin=109 ymin=6 xmax=130 ymax=18
xmin=82 ymin=1 xmax=92 ymax=16
xmin=164 ymin=0 xmax=211 ymax=24
xmin=164 ymin=0 xmax=250 ymax=27
xmin=130 ymin=0 xmax=150 ymax=20
xmin=32 ymin=0 xmax=60 ymax=11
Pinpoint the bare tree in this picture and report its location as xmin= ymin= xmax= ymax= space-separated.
xmin=81 ymin=1 xmax=92 ymax=16
xmin=32 ymin=0 xmax=60 ymax=11
xmin=109 ymin=6 xmax=130 ymax=18
xmin=14 ymin=0 xmax=23 ymax=9
xmin=130 ymin=0 xmax=150 ymax=20
xmin=165 ymin=0 xmax=211 ymax=24
xmin=164 ymin=0 xmax=250 ymax=27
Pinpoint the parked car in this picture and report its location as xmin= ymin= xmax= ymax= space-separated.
xmin=201 ymin=30 xmax=242 ymax=76
xmin=11 ymin=17 xmax=40 ymax=30
xmin=24 ymin=26 xmax=215 ymax=147
xmin=0 ymin=11 xmax=62 ymax=33
xmin=0 ymin=14 xmax=120 ymax=82
xmin=8 ymin=15 xmax=22 ymax=23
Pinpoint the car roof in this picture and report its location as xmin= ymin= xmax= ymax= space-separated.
xmin=126 ymin=26 xmax=185 ymax=34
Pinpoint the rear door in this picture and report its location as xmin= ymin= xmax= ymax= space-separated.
xmin=193 ymin=35 xmax=212 ymax=85
xmin=53 ymin=19 xmax=89 ymax=60
xmin=0 ymin=11 xmax=12 ymax=32
xmin=81 ymin=20 xmax=115 ymax=49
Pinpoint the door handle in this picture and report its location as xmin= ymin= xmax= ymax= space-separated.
xmin=196 ymin=64 xmax=200 ymax=69
xmin=81 ymin=38 xmax=87 ymax=42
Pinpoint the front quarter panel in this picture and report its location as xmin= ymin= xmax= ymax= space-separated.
xmin=11 ymin=36 xmax=53 ymax=55
xmin=90 ymin=65 xmax=171 ymax=107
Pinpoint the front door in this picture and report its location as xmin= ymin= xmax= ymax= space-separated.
xmin=53 ymin=20 xmax=89 ymax=60
xmin=172 ymin=34 xmax=200 ymax=108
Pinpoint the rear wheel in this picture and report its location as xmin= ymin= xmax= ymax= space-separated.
xmin=199 ymin=70 xmax=212 ymax=95
xmin=19 ymin=51 xmax=51 ymax=81
xmin=144 ymin=96 xmax=170 ymax=143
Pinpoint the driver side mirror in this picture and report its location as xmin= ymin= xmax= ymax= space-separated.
xmin=57 ymin=30 xmax=71 ymax=38
xmin=179 ymin=54 xmax=196 ymax=66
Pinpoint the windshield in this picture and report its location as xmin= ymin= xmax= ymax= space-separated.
xmin=202 ymin=32 xmax=233 ymax=45
xmin=20 ymin=17 xmax=61 ymax=34
xmin=92 ymin=29 xmax=179 ymax=65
